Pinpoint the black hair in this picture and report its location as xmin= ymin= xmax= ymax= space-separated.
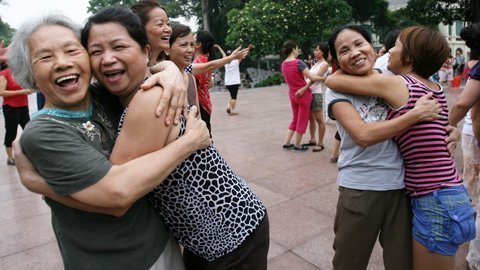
xmin=313 ymin=42 xmax=329 ymax=59
xmin=81 ymin=7 xmax=148 ymax=50
xmin=460 ymin=23 xmax=480 ymax=55
xmin=328 ymin=25 xmax=372 ymax=63
xmin=383 ymin=29 xmax=400 ymax=52
xmin=282 ymin=40 xmax=297 ymax=56
xmin=170 ymin=23 xmax=191 ymax=47
xmin=196 ymin=30 xmax=215 ymax=55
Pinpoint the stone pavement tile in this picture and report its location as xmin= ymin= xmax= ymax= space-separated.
xmin=267 ymin=239 xmax=288 ymax=260
xmin=0 ymin=194 xmax=50 ymax=225
xmin=0 ymin=241 xmax=62 ymax=270
xmin=267 ymin=251 xmax=320 ymax=270
xmin=292 ymin=230 xmax=334 ymax=269
xmin=268 ymin=200 xmax=331 ymax=250
xmin=293 ymin=230 xmax=384 ymax=270
xmin=248 ymin=182 xmax=289 ymax=208
xmin=0 ymin=166 xmax=29 ymax=198
xmin=293 ymin=182 xmax=339 ymax=217
xmin=253 ymin=171 xmax=322 ymax=199
xmin=0 ymin=213 xmax=56 ymax=257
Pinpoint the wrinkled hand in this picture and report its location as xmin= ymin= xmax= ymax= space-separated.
xmin=0 ymin=40 xmax=8 ymax=63
xmin=184 ymin=106 xmax=211 ymax=151
xmin=142 ymin=61 xmax=187 ymax=125
xmin=411 ymin=92 xmax=443 ymax=121
xmin=445 ymin=125 xmax=460 ymax=155
xmin=230 ymin=46 xmax=249 ymax=60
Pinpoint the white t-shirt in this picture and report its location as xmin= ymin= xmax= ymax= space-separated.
xmin=374 ymin=53 xmax=394 ymax=76
xmin=307 ymin=60 xmax=328 ymax=94
xmin=224 ymin=59 xmax=241 ymax=86
xmin=463 ymin=110 xmax=474 ymax=136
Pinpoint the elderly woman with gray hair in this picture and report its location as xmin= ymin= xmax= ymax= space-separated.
xmin=9 ymin=13 xmax=210 ymax=269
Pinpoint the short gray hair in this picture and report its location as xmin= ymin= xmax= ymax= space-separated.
xmin=8 ymin=13 xmax=82 ymax=91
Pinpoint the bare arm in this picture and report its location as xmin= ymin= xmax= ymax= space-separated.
xmin=19 ymin=86 xmax=210 ymax=215
xmin=214 ymin=44 xmax=226 ymax=58
xmin=296 ymin=62 xmax=329 ymax=97
xmin=0 ymin=76 xmax=33 ymax=97
xmin=70 ymin=90 xmax=211 ymax=210
xmin=331 ymin=93 xmax=442 ymax=147
xmin=144 ymin=60 xmax=187 ymax=124
xmin=472 ymin=102 xmax=480 ymax=139
xmin=449 ymin=78 xmax=480 ymax=126
xmin=13 ymin=141 xmax=127 ymax=217
xmin=191 ymin=46 xmax=249 ymax=75
xmin=302 ymin=67 xmax=325 ymax=83
xmin=326 ymin=71 xmax=408 ymax=108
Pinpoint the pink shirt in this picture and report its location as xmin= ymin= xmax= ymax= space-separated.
xmin=387 ymin=75 xmax=462 ymax=196
xmin=281 ymin=59 xmax=310 ymax=94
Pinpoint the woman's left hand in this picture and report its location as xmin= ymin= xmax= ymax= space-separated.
xmin=445 ymin=125 xmax=460 ymax=155
xmin=295 ymin=90 xmax=304 ymax=97
xmin=142 ymin=61 xmax=187 ymax=125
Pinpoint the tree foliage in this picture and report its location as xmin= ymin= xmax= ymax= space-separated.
xmin=164 ymin=0 xmax=247 ymax=44
xmin=87 ymin=0 xmax=137 ymax=14
xmin=226 ymin=0 xmax=351 ymax=59
xmin=0 ymin=19 xmax=14 ymax=44
xmin=399 ymin=0 xmax=472 ymax=27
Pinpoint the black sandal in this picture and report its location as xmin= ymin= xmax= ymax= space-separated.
xmin=293 ymin=145 xmax=309 ymax=151
xmin=312 ymin=145 xmax=325 ymax=152
xmin=282 ymin=144 xmax=294 ymax=149
xmin=302 ymin=140 xmax=317 ymax=147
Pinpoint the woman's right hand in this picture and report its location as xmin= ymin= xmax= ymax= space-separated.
xmin=411 ymin=92 xmax=444 ymax=121
xmin=230 ymin=46 xmax=249 ymax=60
xmin=184 ymin=106 xmax=211 ymax=151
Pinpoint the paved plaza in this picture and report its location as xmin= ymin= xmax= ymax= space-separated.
xmin=0 ymin=84 xmax=471 ymax=269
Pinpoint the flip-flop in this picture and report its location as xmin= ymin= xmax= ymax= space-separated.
xmin=312 ymin=145 xmax=325 ymax=152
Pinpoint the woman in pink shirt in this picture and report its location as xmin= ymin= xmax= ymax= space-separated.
xmin=326 ymin=25 xmax=474 ymax=270
xmin=281 ymin=40 xmax=324 ymax=151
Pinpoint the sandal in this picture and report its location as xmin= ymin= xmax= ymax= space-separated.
xmin=329 ymin=157 xmax=338 ymax=163
xmin=293 ymin=145 xmax=309 ymax=151
xmin=312 ymin=144 xmax=325 ymax=152
xmin=282 ymin=144 xmax=294 ymax=149
xmin=302 ymin=140 xmax=317 ymax=147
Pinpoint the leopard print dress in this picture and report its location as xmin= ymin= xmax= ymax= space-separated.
xmin=118 ymin=110 xmax=266 ymax=262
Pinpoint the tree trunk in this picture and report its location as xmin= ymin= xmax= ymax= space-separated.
xmin=201 ymin=0 xmax=210 ymax=31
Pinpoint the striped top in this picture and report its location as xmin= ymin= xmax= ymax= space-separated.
xmin=386 ymin=74 xmax=462 ymax=196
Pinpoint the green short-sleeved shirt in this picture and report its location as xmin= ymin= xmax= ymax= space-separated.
xmin=20 ymin=87 xmax=169 ymax=270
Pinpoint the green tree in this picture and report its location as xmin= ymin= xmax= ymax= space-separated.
xmin=0 ymin=18 xmax=14 ymax=44
xmin=87 ymin=0 xmax=137 ymax=13
xmin=399 ymin=0 xmax=472 ymax=27
xmin=226 ymin=0 xmax=351 ymax=59
xmin=164 ymin=0 xmax=247 ymax=46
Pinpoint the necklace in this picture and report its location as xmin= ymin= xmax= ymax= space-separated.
xmin=33 ymin=101 xmax=93 ymax=119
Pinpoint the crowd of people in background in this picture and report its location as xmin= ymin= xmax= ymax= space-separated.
xmin=0 ymin=1 xmax=480 ymax=269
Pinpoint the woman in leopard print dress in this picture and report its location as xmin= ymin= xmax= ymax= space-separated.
xmin=83 ymin=8 xmax=269 ymax=270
